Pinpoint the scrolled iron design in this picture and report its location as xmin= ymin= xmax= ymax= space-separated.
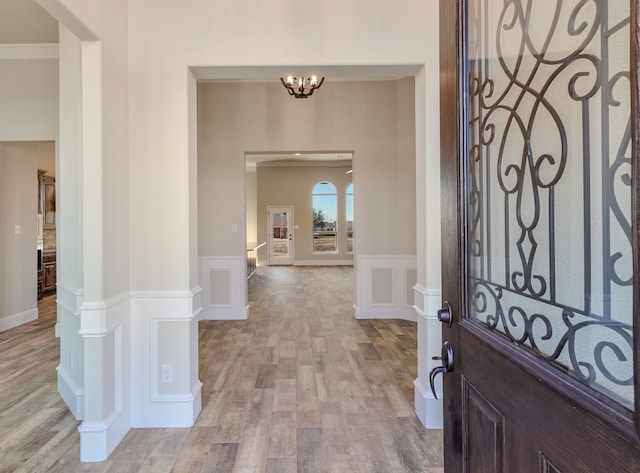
xmin=467 ymin=0 xmax=633 ymax=398
xmin=472 ymin=281 xmax=633 ymax=389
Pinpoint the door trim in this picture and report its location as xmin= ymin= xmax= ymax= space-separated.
xmin=267 ymin=206 xmax=294 ymax=265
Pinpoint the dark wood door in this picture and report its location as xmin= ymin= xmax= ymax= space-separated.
xmin=439 ymin=1 xmax=640 ymax=471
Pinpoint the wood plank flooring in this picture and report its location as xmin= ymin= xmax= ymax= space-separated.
xmin=0 ymin=266 xmax=443 ymax=472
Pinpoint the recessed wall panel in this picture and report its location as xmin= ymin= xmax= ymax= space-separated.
xmin=371 ymin=267 xmax=393 ymax=305
xmin=210 ymin=269 xmax=231 ymax=306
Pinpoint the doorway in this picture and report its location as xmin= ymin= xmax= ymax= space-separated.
xmin=267 ymin=206 xmax=294 ymax=265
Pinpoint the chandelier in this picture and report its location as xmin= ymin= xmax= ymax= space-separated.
xmin=280 ymin=75 xmax=325 ymax=98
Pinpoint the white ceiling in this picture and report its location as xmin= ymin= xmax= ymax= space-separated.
xmin=0 ymin=0 xmax=58 ymax=44
xmin=246 ymin=152 xmax=352 ymax=171
xmin=0 ymin=1 xmax=385 ymax=176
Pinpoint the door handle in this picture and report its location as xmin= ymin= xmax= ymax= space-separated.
xmin=437 ymin=301 xmax=453 ymax=327
xmin=429 ymin=341 xmax=454 ymax=400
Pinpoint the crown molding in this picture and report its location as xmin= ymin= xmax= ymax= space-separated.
xmin=0 ymin=43 xmax=59 ymax=60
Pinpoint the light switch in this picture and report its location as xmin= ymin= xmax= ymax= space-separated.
xmin=14 ymin=225 xmax=20 ymax=235
xmin=231 ymin=224 xmax=238 ymax=233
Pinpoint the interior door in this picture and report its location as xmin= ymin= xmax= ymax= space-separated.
xmin=268 ymin=206 xmax=293 ymax=265
xmin=439 ymin=1 xmax=640 ymax=471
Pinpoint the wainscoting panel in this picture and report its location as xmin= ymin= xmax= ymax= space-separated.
xmin=77 ymin=294 xmax=131 ymax=462
xmin=355 ymin=255 xmax=417 ymax=320
xmin=130 ymin=289 xmax=203 ymax=430
xmin=199 ymin=256 xmax=248 ymax=320
xmin=56 ymin=282 xmax=85 ymax=420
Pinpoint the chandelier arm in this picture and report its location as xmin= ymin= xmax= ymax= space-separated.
xmin=279 ymin=76 xmax=325 ymax=98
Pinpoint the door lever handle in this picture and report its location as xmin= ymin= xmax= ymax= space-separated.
xmin=429 ymin=341 xmax=454 ymax=400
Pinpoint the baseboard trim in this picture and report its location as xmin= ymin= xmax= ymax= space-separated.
xmin=57 ymin=365 xmax=84 ymax=420
xmin=200 ymin=305 xmax=248 ymax=321
xmin=353 ymin=304 xmax=417 ymax=321
xmin=0 ymin=307 xmax=38 ymax=332
xmin=133 ymin=380 xmax=203 ymax=428
xmin=293 ymin=260 xmax=354 ymax=266
xmin=414 ymin=378 xmax=443 ymax=429
xmin=78 ymin=408 xmax=129 ymax=462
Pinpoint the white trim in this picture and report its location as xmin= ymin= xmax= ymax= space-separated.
xmin=78 ymin=408 xmax=129 ymax=462
xmin=56 ymin=282 xmax=84 ymax=316
xmin=56 ymin=283 xmax=84 ymax=338
xmin=414 ymin=378 xmax=443 ymax=429
xmin=354 ymin=303 xmax=417 ymax=321
xmin=130 ymin=287 xmax=202 ymax=319
xmin=198 ymin=256 xmax=247 ymax=320
xmin=412 ymin=286 xmax=444 ymax=430
xmin=0 ymin=43 xmax=59 ymax=60
xmin=57 ymin=364 xmax=84 ymax=420
xmin=354 ymin=255 xmax=417 ymax=321
xmin=0 ymin=307 xmax=38 ymax=331
xmin=293 ymin=260 xmax=353 ymax=266
xmin=412 ymin=284 xmax=442 ymax=320
xmin=132 ymin=380 xmax=203 ymax=428
xmin=267 ymin=205 xmax=294 ymax=266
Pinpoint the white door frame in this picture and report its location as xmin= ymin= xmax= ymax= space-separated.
xmin=267 ymin=206 xmax=294 ymax=265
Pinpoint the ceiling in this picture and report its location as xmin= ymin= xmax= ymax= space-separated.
xmin=246 ymin=152 xmax=352 ymax=171
xmin=0 ymin=1 xmax=393 ymax=176
xmin=0 ymin=0 xmax=58 ymax=44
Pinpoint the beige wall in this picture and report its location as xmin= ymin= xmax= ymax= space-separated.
xmin=257 ymin=164 xmax=353 ymax=263
xmin=198 ymin=78 xmax=416 ymax=259
xmin=0 ymin=142 xmax=50 ymax=329
xmin=0 ymin=58 xmax=58 ymax=142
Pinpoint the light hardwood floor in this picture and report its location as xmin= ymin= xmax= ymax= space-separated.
xmin=0 ymin=266 xmax=443 ymax=473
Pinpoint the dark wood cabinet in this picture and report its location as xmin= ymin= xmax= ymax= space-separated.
xmin=41 ymin=253 xmax=56 ymax=297
xmin=38 ymin=170 xmax=55 ymax=229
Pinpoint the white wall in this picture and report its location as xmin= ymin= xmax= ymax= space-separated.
xmin=38 ymin=0 xmax=133 ymax=462
xmin=35 ymin=0 xmax=443 ymax=461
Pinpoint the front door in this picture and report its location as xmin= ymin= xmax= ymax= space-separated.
xmin=439 ymin=1 xmax=640 ymax=471
xmin=268 ymin=206 xmax=294 ymax=265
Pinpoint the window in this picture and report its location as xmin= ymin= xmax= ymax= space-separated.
xmin=346 ymin=183 xmax=353 ymax=253
xmin=312 ymin=182 xmax=337 ymax=253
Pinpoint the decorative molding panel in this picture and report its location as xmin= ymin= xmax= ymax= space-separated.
xmin=130 ymin=290 xmax=202 ymax=429
xmin=354 ymin=255 xmax=417 ymax=320
xmin=56 ymin=282 xmax=84 ymax=419
xmin=77 ymin=295 xmax=131 ymax=462
xmin=199 ymin=256 xmax=247 ymax=320
xmin=413 ymin=284 xmax=442 ymax=320
xmin=462 ymin=377 xmax=506 ymax=473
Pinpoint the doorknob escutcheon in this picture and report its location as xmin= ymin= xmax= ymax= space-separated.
xmin=438 ymin=301 xmax=453 ymax=327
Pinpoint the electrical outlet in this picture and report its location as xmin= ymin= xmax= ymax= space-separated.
xmin=161 ymin=364 xmax=173 ymax=383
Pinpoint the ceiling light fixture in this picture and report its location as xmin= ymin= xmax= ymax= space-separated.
xmin=280 ymin=75 xmax=325 ymax=98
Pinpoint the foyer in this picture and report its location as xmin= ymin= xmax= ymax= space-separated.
xmin=0 ymin=266 xmax=443 ymax=472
